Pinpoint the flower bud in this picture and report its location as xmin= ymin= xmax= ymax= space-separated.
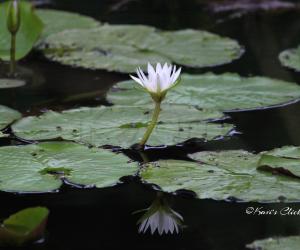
xmin=7 ymin=0 xmax=21 ymax=35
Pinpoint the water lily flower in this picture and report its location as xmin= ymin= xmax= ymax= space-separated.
xmin=130 ymin=62 xmax=181 ymax=102
xmin=130 ymin=63 xmax=182 ymax=147
xmin=136 ymin=193 xmax=184 ymax=235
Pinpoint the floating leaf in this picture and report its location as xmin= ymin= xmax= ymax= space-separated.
xmin=0 ymin=78 xmax=26 ymax=89
xmin=36 ymin=9 xmax=100 ymax=40
xmin=247 ymin=236 xmax=300 ymax=250
xmin=0 ymin=207 xmax=49 ymax=247
xmin=12 ymin=105 xmax=232 ymax=148
xmin=0 ymin=142 xmax=137 ymax=192
xmin=279 ymin=46 xmax=300 ymax=71
xmin=0 ymin=105 xmax=21 ymax=130
xmin=108 ymin=73 xmax=300 ymax=111
xmin=39 ymin=25 xmax=169 ymax=73
xmin=148 ymin=29 xmax=243 ymax=68
xmin=257 ymin=146 xmax=300 ymax=179
xmin=0 ymin=1 xmax=43 ymax=60
xmin=140 ymin=148 xmax=300 ymax=202
xmin=38 ymin=24 xmax=243 ymax=72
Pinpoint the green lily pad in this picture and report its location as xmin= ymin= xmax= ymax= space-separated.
xmin=0 ymin=1 xmax=43 ymax=60
xmin=257 ymin=146 xmax=300 ymax=178
xmin=36 ymin=9 xmax=100 ymax=40
xmin=148 ymin=29 xmax=243 ymax=68
xmin=0 ymin=141 xmax=137 ymax=192
xmin=38 ymin=24 xmax=243 ymax=73
xmin=39 ymin=25 xmax=170 ymax=73
xmin=140 ymin=147 xmax=300 ymax=202
xmin=279 ymin=46 xmax=300 ymax=71
xmin=247 ymin=236 xmax=300 ymax=250
xmin=0 ymin=207 xmax=49 ymax=247
xmin=12 ymin=105 xmax=232 ymax=148
xmin=0 ymin=105 xmax=21 ymax=130
xmin=108 ymin=73 xmax=300 ymax=111
xmin=0 ymin=78 xmax=26 ymax=89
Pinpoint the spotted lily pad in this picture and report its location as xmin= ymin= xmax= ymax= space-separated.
xmin=38 ymin=24 xmax=243 ymax=72
xmin=36 ymin=9 xmax=100 ymax=41
xmin=279 ymin=46 xmax=300 ymax=71
xmin=0 ymin=207 xmax=49 ymax=246
xmin=247 ymin=236 xmax=300 ymax=250
xmin=108 ymin=73 xmax=300 ymax=111
xmin=0 ymin=78 xmax=26 ymax=89
xmin=39 ymin=25 xmax=170 ymax=73
xmin=140 ymin=147 xmax=300 ymax=202
xmin=0 ymin=1 xmax=43 ymax=60
xmin=12 ymin=105 xmax=232 ymax=148
xmin=0 ymin=142 xmax=137 ymax=192
xmin=0 ymin=105 xmax=21 ymax=130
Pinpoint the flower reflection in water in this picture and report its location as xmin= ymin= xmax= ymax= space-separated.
xmin=135 ymin=192 xmax=184 ymax=235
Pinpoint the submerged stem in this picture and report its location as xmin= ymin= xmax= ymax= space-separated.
xmin=9 ymin=34 xmax=16 ymax=75
xmin=139 ymin=101 xmax=161 ymax=146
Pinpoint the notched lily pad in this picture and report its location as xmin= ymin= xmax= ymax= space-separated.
xmin=12 ymin=105 xmax=232 ymax=148
xmin=0 ymin=105 xmax=22 ymax=130
xmin=0 ymin=207 xmax=49 ymax=247
xmin=247 ymin=236 xmax=300 ymax=250
xmin=38 ymin=24 xmax=243 ymax=72
xmin=140 ymin=148 xmax=300 ymax=202
xmin=279 ymin=46 xmax=300 ymax=71
xmin=108 ymin=73 xmax=300 ymax=111
xmin=36 ymin=9 xmax=100 ymax=41
xmin=0 ymin=78 xmax=26 ymax=89
xmin=0 ymin=142 xmax=137 ymax=192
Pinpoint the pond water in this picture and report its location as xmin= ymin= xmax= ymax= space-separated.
xmin=1 ymin=0 xmax=300 ymax=249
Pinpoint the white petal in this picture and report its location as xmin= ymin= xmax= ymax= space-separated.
xmin=156 ymin=63 xmax=162 ymax=74
xmin=171 ymin=67 xmax=181 ymax=84
xmin=147 ymin=63 xmax=156 ymax=77
xmin=136 ymin=69 xmax=145 ymax=84
xmin=159 ymin=72 xmax=169 ymax=91
xmin=130 ymin=75 xmax=144 ymax=86
xmin=162 ymin=63 xmax=169 ymax=73
xmin=138 ymin=68 xmax=148 ymax=83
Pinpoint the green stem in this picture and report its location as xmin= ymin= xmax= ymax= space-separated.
xmin=9 ymin=34 xmax=16 ymax=76
xmin=139 ymin=101 xmax=161 ymax=146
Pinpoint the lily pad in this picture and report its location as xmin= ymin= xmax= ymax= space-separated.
xmin=12 ymin=105 xmax=232 ymax=148
xmin=247 ymin=236 xmax=300 ymax=250
xmin=148 ymin=29 xmax=243 ymax=68
xmin=36 ymin=9 xmax=100 ymax=40
xmin=39 ymin=25 xmax=170 ymax=73
xmin=0 ymin=141 xmax=137 ymax=192
xmin=0 ymin=1 xmax=43 ymax=60
xmin=257 ymin=146 xmax=300 ymax=179
xmin=108 ymin=73 xmax=300 ymax=111
xmin=140 ymin=148 xmax=300 ymax=202
xmin=0 ymin=78 xmax=26 ymax=89
xmin=39 ymin=24 xmax=243 ymax=72
xmin=279 ymin=46 xmax=300 ymax=71
xmin=0 ymin=105 xmax=21 ymax=130
xmin=0 ymin=207 xmax=49 ymax=246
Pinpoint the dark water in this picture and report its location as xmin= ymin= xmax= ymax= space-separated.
xmin=1 ymin=0 xmax=300 ymax=249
